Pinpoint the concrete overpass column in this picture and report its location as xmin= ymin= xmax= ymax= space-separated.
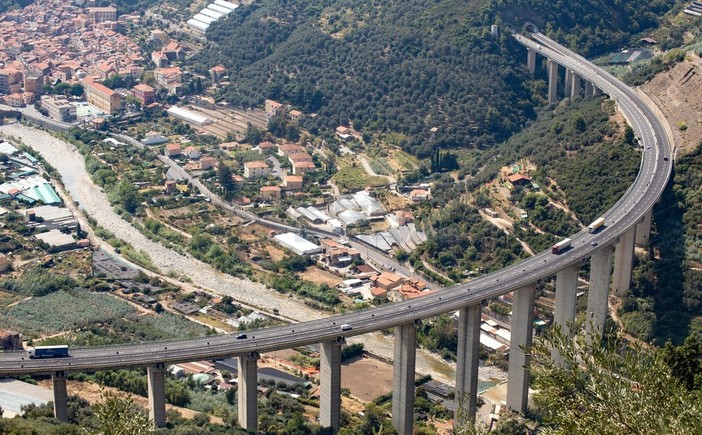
xmin=553 ymin=266 xmax=578 ymax=366
xmin=571 ymin=73 xmax=581 ymax=98
xmin=548 ymin=59 xmax=559 ymax=104
xmin=455 ymin=305 xmax=481 ymax=425
xmin=612 ymin=226 xmax=637 ymax=296
xmin=584 ymin=81 xmax=594 ymax=98
xmin=594 ymin=86 xmax=602 ymax=96
xmin=586 ymin=245 xmax=612 ymax=342
xmin=319 ymin=340 xmax=343 ymax=430
xmin=564 ymin=69 xmax=573 ymax=97
xmin=392 ymin=323 xmax=417 ymax=435
xmin=238 ymin=352 xmax=259 ymax=431
xmin=506 ymin=285 xmax=536 ymax=413
xmin=636 ymin=209 xmax=652 ymax=246
xmin=52 ymin=371 xmax=69 ymax=423
xmin=147 ymin=363 xmax=167 ymax=428
xmin=527 ymin=49 xmax=537 ymax=74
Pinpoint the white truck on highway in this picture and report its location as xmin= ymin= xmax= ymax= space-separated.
xmin=551 ymin=238 xmax=572 ymax=254
xmin=588 ymin=217 xmax=606 ymax=233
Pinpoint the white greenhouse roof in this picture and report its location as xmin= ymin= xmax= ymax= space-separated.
xmin=187 ymin=19 xmax=209 ymax=32
xmin=207 ymin=4 xmax=233 ymax=15
xmin=193 ymin=13 xmax=216 ymax=24
xmin=338 ymin=209 xmax=367 ymax=226
xmin=167 ymin=106 xmax=211 ymax=126
xmin=353 ymin=191 xmax=385 ymax=216
xmin=214 ymin=0 xmax=239 ymax=11
xmin=274 ymin=232 xmax=322 ymax=256
xmin=200 ymin=8 xmax=224 ymax=19
xmin=0 ymin=141 xmax=18 ymax=155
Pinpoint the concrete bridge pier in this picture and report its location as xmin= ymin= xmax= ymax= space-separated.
xmin=527 ymin=49 xmax=537 ymax=74
xmin=147 ymin=363 xmax=167 ymax=427
xmin=238 ymin=352 xmax=259 ymax=431
xmin=455 ymin=305 xmax=482 ymax=425
xmin=636 ymin=209 xmax=652 ymax=246
xmin=392 ymin=323 xmax=417 ymax=435
xmin=506 ymin=285 xmax=536 ymax=413
xmin=584 ymin=81 xmax=594 ymax=98
xmin=612 ymin=226 xmax=637 ymax=296
xmin=586 ymin=245 xmax=613 ymax=342
xmin=553 ymin=266 xmax=579 ymax=366
xmin=548 ymin=59 xmax=559 ymax=104
xmin=570 ymin=72 xmax=581 ymax=98
xmin=52 ymin=371 xmax=69 ymax=422
xmin=320 ymin=340 xmax=343 ymax=430
xmin=564 ymin=69 xmax=573 ymax=97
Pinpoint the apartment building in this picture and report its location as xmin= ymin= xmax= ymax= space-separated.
xmin=42 ymin=96 xmax=77 ymax=122
xmin=24 ymin=75 xmax=43 ymax=94
xmin=244 ymin=161 xmax=269 ymax=179
xmin=88 ymin=6 xmax=117 ymax=23
xmin=0 ymin=68 xmax=22 ymax=94
xmin=130 ymin=83 xmax=155 ymax=105
xmin=84 ymin=80 xmax=121 ymax=113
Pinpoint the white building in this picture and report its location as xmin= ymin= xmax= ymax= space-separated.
xmin=274 ymin=232 xmax=322 ymax=255
xmin=214 ymin=0 xmax=239 ymax=11
xmin=167 ymin=106 xmax=211 ymax=126
xmin=187 ymin=19 xmax=209 ymax=33
xmin=208 ymin=3 xmax=234 ymax=15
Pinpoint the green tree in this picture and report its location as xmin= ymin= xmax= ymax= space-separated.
xmin=660 ymin=335 xmax=702 ymax=391
xmin=195 ymin=77 xmax=204 ymax=94
xmin=530 ymin=328 xmax=702 ymax=434
xmin=90 ymin=389 xmax=153 ymax=435
xmin=116 ymin=180 xmax=140 ymax=214
xmin=70 ymin=83 xmax=84 ymax=97
xmin=243 ymin=123 xmax=262 ymax=145
xmin=217 ymin=162 xmax=234 ymax=192
xmin=571 ymin=112 xmax=587 ymax=131
xmin=624 ymin=125 xmax=636 ymax=145
xmin=54 ymin=81 xmax=71 ymax=96
xmin=357 ymin=403 xmax=393 ymax=434
xmin=165 ymin=380 xmax=190 ymax=407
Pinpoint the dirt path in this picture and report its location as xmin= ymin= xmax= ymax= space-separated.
xmin=359 ymin=155 xmax=397 ymax=184
xmin=479 ymin=210 xmax=513 ymax=235
xmin=6 ymin=296 xmax=32 ymax=308
xmin=145 ymin=208 xmax=193 ymax=239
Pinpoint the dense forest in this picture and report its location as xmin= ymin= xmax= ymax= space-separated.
xmin=463 ymin=98 xmax=639 ymax=222
xmin=494 ymin=0 xmax=677 ymax=56
xmin=194 ymin=0 xmax=673 ymax=156
xmin=620 ymin=143 xmax=702 ymax=344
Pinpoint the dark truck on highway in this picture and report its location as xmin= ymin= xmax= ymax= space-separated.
xmin=29 ymin=345 xmax=70 ymax=359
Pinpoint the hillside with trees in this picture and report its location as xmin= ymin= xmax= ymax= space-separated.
xmin=619 ymin=142 xmax=702 ymax=344
xmin=412 ymin=97 xmax=639 ymax=283
xmin=494 ymin=0 xmax=677 ymax=56
xmin=195 ymin=0 xmax=672 ymax=156
xmin=527 ymin=329 xmax=702 ymax=433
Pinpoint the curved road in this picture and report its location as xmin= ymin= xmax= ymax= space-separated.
xmin=0 ymin=32 xmax=672 ymax=376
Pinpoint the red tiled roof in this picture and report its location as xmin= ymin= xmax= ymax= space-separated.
xmin=245 ymin=161 xmax=268 ymax=169
xmin=507 ymin=173 xmax=531 ymax=183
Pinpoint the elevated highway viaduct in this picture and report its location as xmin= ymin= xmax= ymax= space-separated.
xmin=0 ymin=31 xmax=672 ymax=434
